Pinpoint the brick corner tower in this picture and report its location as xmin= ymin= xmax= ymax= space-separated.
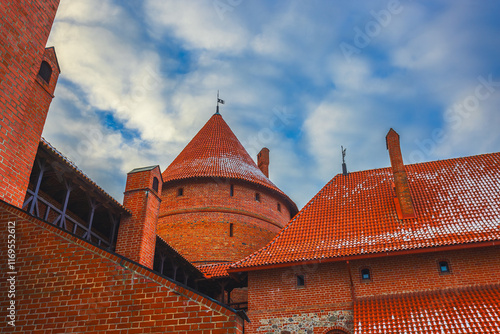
xmin=158 ymin=112 xmax=298 ymax=265
xmin=116 ymin=165 xmax=163 ymax=269
xmin=0 ymin=0 xmax=61 ymax=207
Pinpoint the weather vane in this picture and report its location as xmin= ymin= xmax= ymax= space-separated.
xmin=341 ymin=146 xmax=348 ymax=176
xmin=216 ymin=90 xmax=225 ymax=114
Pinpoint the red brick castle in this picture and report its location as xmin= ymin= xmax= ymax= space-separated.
xmin=0 ymin=2 xmax=499 ymax=333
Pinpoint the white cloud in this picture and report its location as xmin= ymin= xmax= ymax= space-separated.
xmin=144 ymin=0 xmax=250 ymax=53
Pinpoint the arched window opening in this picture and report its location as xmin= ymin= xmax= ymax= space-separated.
xmin=152 ymin=177 xmax=159 ymax=193
xmin=38 ymin=61 xmax=52 ymax=83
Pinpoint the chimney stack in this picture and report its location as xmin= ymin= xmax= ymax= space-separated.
xmin=115 ymin=166 xmax=162 ymax=269
xmin=257 ymin=147 xmax=270 ymax=178
xmin=386 ymin=129 xmax=416 ymax=219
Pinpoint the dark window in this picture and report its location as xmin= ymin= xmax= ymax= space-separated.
xmin=297 ymin=275 xmax=305 ymax=286
xmin=177 ymin=188 xmax=184 ymax=196
xmin=277 ymin=203 xmax=281 ymax=212
xmin=255 ymin=193 xmax=260 ymax=202
xmin=38 ymin=61 xmax=52 ymax=83
xmin=230 ymin=184 xmax=234 ymax=197
xmin=152 ymin=177 xmax=159 ymax=193
xmin=361 ymin=268 xmax=371 ymax=280
xmin=439 ymin=261 xmax=450 ymax=273
xmin=229 ymin=223 xmax=234 ymax=237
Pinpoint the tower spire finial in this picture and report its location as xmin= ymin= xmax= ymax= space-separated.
xmin=216 ymin=90 xmax=224 ymax=115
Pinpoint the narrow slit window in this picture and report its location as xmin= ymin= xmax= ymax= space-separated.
xmin=277 ymin=203 xmax=281 ymax=212
xmin=297 ymin=275 xmax=305 ymax=286
xmin=439 ymin=261 xmax=450 ymax=273
xmin=230 ymin=184 xmax=234 ymax=197
xmin=229 ymin=223 xmax=234 ymax=237
xmin=255 ymin=193 xmax=260 ymax=202
xmin=177 ymin=188 xmax=184 ymax=196
xmin=361 ymin=268 xmax=371 ymax=280
xmin=152 ymin=177 xmax=159 ymax=193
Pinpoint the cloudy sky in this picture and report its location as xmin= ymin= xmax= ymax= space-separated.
xmin=44 ymin=0 xmax=500 ymax=209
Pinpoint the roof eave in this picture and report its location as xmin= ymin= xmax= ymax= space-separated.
xmin=229 ymin=239 xmax=500 ymax=273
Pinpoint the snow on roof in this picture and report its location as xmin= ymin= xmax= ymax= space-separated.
xmin=162 ymin=113 xmax=297 ymax=211
xmin=231 ymin=152 xmax=500 ymax=270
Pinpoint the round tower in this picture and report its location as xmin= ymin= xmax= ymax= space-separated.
xmin=158 ymin=112 xmax=297 ymax=265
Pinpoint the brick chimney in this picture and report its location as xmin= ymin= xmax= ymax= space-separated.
xmin=115 ymin=166 xmax=162 ymax=269
xmin=257 ymin=147 xmax=270 ymax=178
xmin=386 ymin=129 xmax=416 ymax=219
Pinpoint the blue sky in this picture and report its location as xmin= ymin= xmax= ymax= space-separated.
xmin=44 ymin=0 xmax=500 ymax=209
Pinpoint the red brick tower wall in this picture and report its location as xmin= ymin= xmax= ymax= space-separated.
xmin=0 ymin=1 xmax=60 ymax=207
xmin=0 ymin=201 xmax=244 ymax=333
xmin=158 ymin=179 xmax=291 ymax=264
xmin=116 ymin=166 xmax=162 ymax=269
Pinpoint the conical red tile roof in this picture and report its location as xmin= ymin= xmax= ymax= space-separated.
xmin=162 ymin=113 xmax=295 ymax=208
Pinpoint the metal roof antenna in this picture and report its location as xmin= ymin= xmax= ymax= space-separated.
xmin=216 ymin=90 xmax=225 ymax=115
xmin=342 ymin=146 xmax=348 ymax=176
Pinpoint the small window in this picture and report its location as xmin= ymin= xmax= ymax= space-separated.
xmin=38 ymin=61 xmax=52 ymax=83
xmin=297 ymin=275 xmax=305 ymax=286
xmin=361 ymin=268 xmax=371 ymax=280
xmin=277 ymin=203 xmax=281 ymax=212
xmin=229 ymin=223 xmax=234 ymax=237
xmin=439 ymin=261 xmax=450 ymax=273
xmin=255 ymin=193 xmax=260 ymax=202
xmin=152 ymin=177 xmax=159 ymax=193
xmin=230 ymin=184 xmax=234 ymax=197
xmin=177 ymin=188 xmax=184 ymax=196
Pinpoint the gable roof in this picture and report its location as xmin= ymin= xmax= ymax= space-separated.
xmin=354 ymin=284 xmax=500 ymax=333
xmin=162 ymin=113 xmax=296 ymax=211
xmin=231 ymin=152 xmax=500 ymax=271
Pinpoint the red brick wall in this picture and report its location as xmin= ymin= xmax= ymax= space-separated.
xmin=246 ymin=246 xmax=500 ymax=333
xmin=116 ymin=167 xmax=162 ymax=269
xmin=0 ymin=1 xmax=60 ymax=208
xmin=247 ymin=262 xmax=354 ymax=333
xmin=158 ymin=179 xmax=290 ymax=264
xmin=0 ymin=201 xmax=244 ymax=333
xmin=350 ymin=247 xmax=500 ymax=298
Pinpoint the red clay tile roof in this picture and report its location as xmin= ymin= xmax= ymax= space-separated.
xmin=196 ymin=262 xmax=232 ymax=279
xmin=162 ymin=113 xmax=296 ymax=209
xmin=354 ymin=284 xmax=500 ymax=333
xmin=231 ymin=152 xmax=500 ymax=270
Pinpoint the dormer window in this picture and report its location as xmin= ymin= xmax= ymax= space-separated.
xmin=38 ymin=61 xmax=52 ymax=83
